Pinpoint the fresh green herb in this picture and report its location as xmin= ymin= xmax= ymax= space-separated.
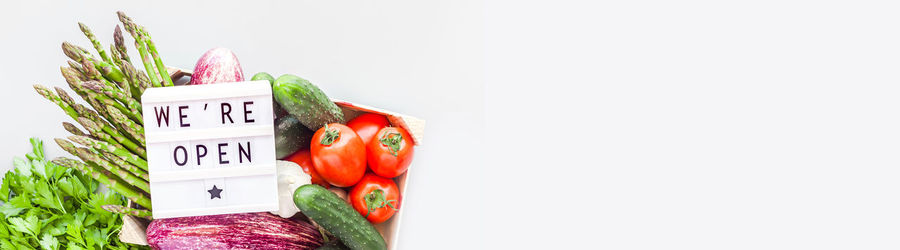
xmin=0 ymin=138 xmax=145 ymax=249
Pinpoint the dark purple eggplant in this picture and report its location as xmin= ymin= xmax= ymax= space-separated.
xmin=147 ymin=212 xmax=323 ymax=249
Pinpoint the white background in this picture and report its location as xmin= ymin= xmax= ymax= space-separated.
xmin=483 ymin=0 xmax=900 ymax=249
xmin=4 ymin=0 xmax=900 ymax=249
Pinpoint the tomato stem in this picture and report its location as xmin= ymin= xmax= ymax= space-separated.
xmin=320 ymin=124 xmax=340 ymax=145
xmin=364 ymin=189 xmax=398 ymax=218
xmin=378 ymin=132 xmax=403 ymax=157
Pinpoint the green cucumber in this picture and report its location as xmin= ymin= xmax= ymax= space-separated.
xmin=251 ymin=72 xmax=276 ymax=84
xmin=252 ymin=72 xmax=289 ymax=119
xmin=275 ymin=115 xmax=313 ymax=159
xmin=273 ymin=74 xmax=344 ymax=130
xmin=294 ymin=184 xmax=386 ymax=250
xmin=317 ymin=240 xmax=350 ymax=250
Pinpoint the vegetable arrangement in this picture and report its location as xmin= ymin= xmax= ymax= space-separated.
xmin=19 ymin=10 xmax=420 ymax=250
xmin=0 ymin=139 xmax=137 ymax=249
xmin=267 ymin=71 xmax=419 ymax=249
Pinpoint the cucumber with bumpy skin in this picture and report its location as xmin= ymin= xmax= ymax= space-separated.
xmin=275 ymin=115 xmax=313 ymax=159
xmin=273 ymin=74 xmax=344 ymax=130
xmin=294 ymin=184 xmax=386 ymax=250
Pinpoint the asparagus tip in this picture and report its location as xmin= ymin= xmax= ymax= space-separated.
xmin=33 ymin=84 xmax=52 ymax=96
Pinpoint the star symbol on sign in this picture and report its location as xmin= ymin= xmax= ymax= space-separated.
xmin=208 ymin=185 xmax=223 ymax=199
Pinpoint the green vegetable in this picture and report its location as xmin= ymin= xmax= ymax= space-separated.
xmin=67 ymin=135 xmax=147 ymax=171
xmin=275 ymin=116 xmax=314 ymax=159
xmin=138 ymin=26 xmax=173 ymax=87
xmin=32 ymin=13 xmax=168 ymax=234
xmin=273 ymin=74 xmax=344 ymax=130
xmin=0 ymin=138 xmax=144 ymax=249
xmin=117 ymin=11 xmax=167 ymax=87
xmin=101 ymin=205 xmax=151 ymax=219
xmin=317 ymin=240 xmax=350 ymax=250
xmin=293 ymin=184 xmax=386 ymax=250
xmin=78 ymin=22 xmax=112 ymax=65
xmin=251 ymin=72 xmax=275 ymax=84
xmin=253 ymin=72 xmax=289 ymax=119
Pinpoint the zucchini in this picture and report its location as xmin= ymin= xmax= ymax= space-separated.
xmin=275 ymin=115 xmax=313 ymax=159
xmin=273 ymin=74 xmax=344 ymax=130
xmin=294 ymin=184 xmax=387 ymax=250
xmin=252 ymin=72 xmax=289 ymax=119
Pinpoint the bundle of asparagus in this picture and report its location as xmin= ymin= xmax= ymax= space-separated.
xmin=35 ymin=11 xmax=173 ymax=218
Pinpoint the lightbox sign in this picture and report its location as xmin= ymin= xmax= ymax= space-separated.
xmin=141 ymin=81 xmax=278 ymax=219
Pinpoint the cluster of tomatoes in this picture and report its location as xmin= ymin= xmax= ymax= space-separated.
xmin=285 ymin=113 xmax=414 ymax=224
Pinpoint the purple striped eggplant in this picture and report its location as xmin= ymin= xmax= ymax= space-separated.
xmin=147 ymin=212 xmax=323 ymax=250
xmin=189 ymin=47 xmax=244 ymax=85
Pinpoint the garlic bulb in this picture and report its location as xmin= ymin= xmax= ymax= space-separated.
xmin=271 ymin=160 xmax=311 ymax=218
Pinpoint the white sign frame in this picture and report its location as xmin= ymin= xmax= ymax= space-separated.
xmin=141 ymin=80 xmax=278 ymax=219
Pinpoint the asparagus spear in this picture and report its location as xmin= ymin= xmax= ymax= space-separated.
xmin=81 ymin=78 xmax=142 ymax=114
xmin=33 ymin=84 xmax=80 ymax=120
xmin=73 ymin=53 xmax=118 ymax=90
xmin=77 ymin=116 xmax=145 ymax=157
xmin=62 ymin=42 xmax=125 ymax=84
xmin=55 ymin=88 xmax=117 ymax=134
xmin=75 ymin=117 xmax=118 ymax=147
xmin=53 ymin=86 xmax=77 ymax=108
xmin=68 ymin=135 xmax=147 ymax=170
xmin=108 ymin=43 xmax=142 ymax=100
xmin=72 ymin=146 xmax=150 ymax=194
xmin=61 ymin=42 xmax=85 ymax=62
xmin=60 ymin=67 xmax=117 ymax=125
xmin=39 ymin=81 xmax=144 ymax=157
xmin=101 ymin=205 xmax=151 ymax=219
xmin=139 ymin=26 xmax=173 ymax=87
xmin=55 ymin=138 xmax=150 ymax=193
xmin=97 ymin=61 xmax=127 ymax=84
xmin=62 ymin=122 xmax=91 ymax=138
xmin=71 ymin=104 xmax=106 ymax=127
xmin=113 ymin=25 xmax=131 ymax=64
xmin=103 ymin=47 xmax=133 ymax=97
xmin=66 ymin=61 xmax=88 ymax=80
xmin=105 ymin=105 xmax=145 ymax=146
xmin=69 ymin=117 xmax=138 ymax=162
xmin=118 ymin=12 xmax=161 ymax=87
xmin=109 ymin=44 xmax=121 ymax=67
xmin=52 ymin=157 xmax=151 ymax=209
xmin=99 ymin=151 xmax=148 ymax=180
xmin=54 ymin=87 xmax=107 ymax=129
xmin=78 ymin=80 xmax=143 ymax=123
xmin=119 ymin=60 xmax=148 ymax=98
xmin=60 ymin=66 xmax=87 ymax=94
xmin=77 ymin=22 xmax=112 ymax=64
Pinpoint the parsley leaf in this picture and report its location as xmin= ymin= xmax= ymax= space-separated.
xmin=12 ymin=157 xmax=30 ymax=177
xmin=38 ymin=233 xmax=58 ymax=250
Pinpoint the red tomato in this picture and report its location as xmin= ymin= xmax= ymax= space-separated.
xmin=349 ymin=173 xmax=401 ymax=224
xmin=311 ymin=123 xmax=366 ymax=187
xmin=284 ymin=150 xmax=330 ymax=188
xmin=367 ymin=127 xmax=414 ymax=178
xmin=346 ymin=113 xmax=391 ymax=146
